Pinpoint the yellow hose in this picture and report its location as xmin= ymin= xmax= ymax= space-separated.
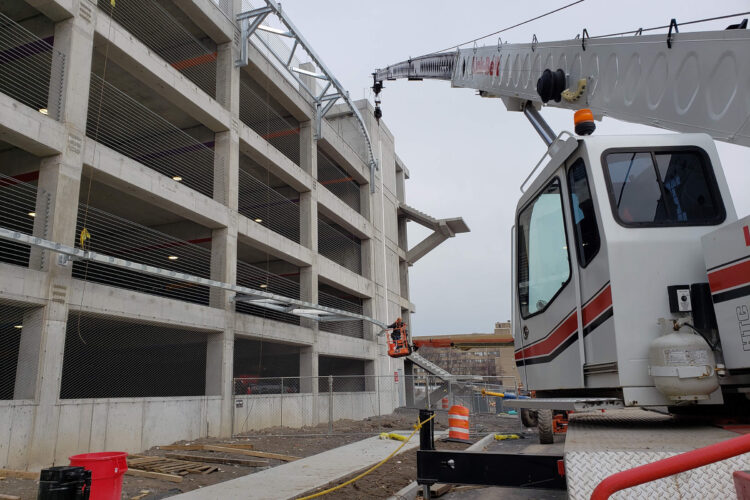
xmin=298 ymin=413 xmax=436 ymax=500
xmin=480 ymin=388 xmax=505 ymax=398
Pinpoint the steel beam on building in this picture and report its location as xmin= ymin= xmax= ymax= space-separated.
xmin=235 ymin=0 xmax=378 ymax=192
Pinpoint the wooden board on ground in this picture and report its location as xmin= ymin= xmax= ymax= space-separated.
xmin=0 ymin=470 xmax=39 ymax=480
xmin=201 ymin=445 xmax=299 ymax=462
xmin=127 ymin=455 xmax=217 ymax=477
xmin=157 ymin=443 xmax=255 ymax=452
xmin=164 ymin=453 xmax=268 ymax=467
xmin=0 ymin=494 xmax=21 ymax=500
xmin=125 ymin=469 xmax=182 ymax=483
xmin=429 ymin=483 xmax=452 ymax=497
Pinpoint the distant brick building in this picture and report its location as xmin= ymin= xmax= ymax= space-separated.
xmin=412 ymin=322 xmax=520 ymax=382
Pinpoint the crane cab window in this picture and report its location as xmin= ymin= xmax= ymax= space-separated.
xmin=517 ymin=179 xmax=570 ymax=318
xmin=603 ymin=148 xmax=725 ymax=226
xmin=567 ymin=159 xmax=600 ymax=267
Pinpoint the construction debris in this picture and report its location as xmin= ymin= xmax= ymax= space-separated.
xmin=127 ymin=455 xmax=217 ymax=478
xmin=202 ymin=446 xmax=299 ymax=462
xmin=164 ymin=453 xmax=268 ymax=467
xmin=0 ymin=470 xmax=39 ymax=480
xmin=130 ymin=490 xmax=151 ymax=500
xmin=0 ymin=494 xmax=21 ymax=500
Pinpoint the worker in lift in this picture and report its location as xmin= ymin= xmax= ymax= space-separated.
xmin=388 ymin=317 xmax=405 ymax=343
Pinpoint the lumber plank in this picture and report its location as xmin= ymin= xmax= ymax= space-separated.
xmin=0 ymin=470 xmax=39 ymax=480
xmin=429 ymin=483 xmax=452 ymax=497
xmin=0 ymin=494 xmax=21 ymax=500
xmin=164 ymin=453 xmax=267 ymax=467
xmin=125 ymin=469 xmax=182 ymax=483
xmin=201 ymin=445 xmax=299 ymax=461
xmin=156 ymin=445 xmax=205 ymax=451
xmin=215 ymin=443 xmax=254 ymax=450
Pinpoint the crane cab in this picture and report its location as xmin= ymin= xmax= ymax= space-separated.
xmin=511 ymin=132 xmax=746 ymax=410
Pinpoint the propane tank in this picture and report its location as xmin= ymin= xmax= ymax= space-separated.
xmin=648 ymin=318 xmax=719 ymax=401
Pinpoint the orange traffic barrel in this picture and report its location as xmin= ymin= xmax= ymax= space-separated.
xmin=448 ymin=405 xmax=470 ymax=441
xmin=441 ymin=397 xmax=450 ymax=409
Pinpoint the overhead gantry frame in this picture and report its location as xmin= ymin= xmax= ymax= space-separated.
xmin=235 ymin=0 xmax=379 ymax=192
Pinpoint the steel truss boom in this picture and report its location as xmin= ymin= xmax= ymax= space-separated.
xmin=0 ymin=227 xmax=387 ymax=328
xmin=237 ymin=0 xmax=379 ymax=192
xmin=375 ymin=25 xmax=750 ymax=146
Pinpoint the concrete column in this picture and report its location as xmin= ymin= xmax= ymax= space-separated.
xmin=213 ymin=40 xmax=240 ymax=210
xmin=299 ymin=346 xmax=318 ymax=424
xmin=25 ymin=11 xmax=96 ymax=469
xmin=299 ymin=121 xmax=319 ymax=332
xmin=13 ymin=308 xmax=45 ymax=400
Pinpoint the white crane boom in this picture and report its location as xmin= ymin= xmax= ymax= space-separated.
xmin=375 ymin=26 xmax=750 ymax=146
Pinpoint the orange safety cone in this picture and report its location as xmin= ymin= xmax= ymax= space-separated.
xmin=441 ymin=397 xmax=450 ymax=409
xmin=448 ymin=405 xmax=470 ymax=442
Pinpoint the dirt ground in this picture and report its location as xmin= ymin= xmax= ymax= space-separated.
xmin=0 ymin=408 xmax=523 ymax=500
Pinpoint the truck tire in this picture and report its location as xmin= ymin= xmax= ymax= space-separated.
xmin=537 ymin=409 xmax=554 ymax=444
xmin=520 ymin=408 xmax=538 ymax=428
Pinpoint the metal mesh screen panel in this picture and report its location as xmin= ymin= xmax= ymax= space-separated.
xmin=238 ymin=169 xmax=300 ymax=243
xmin=0 ymin=172 xmax=45 ymax=268
xmin=0 ymin=302 xmax=43 ymax=400
xmin=60 ymin=313 xmax=208 ymax=399
xmin=239 ymin=80 xmax=300 ymax=166
xmin=87 ymin=74 xmax=215 ymax=198
xmin=96 ymin=0 xmax=217 ymax=98
xmin=235 ymin=260 xmax=301 ymax=325
xmin=317 ymin=150 xmax=361 ymax=213
xmin=318 ymin=290 xmax=364 ymax=339
xmin=0 ymin=12 xmax=57 ymax=118
xmin=318 ymin=219 xmax=362 ymax=274
xmin=73 ymin=204 xmax=212 ymax=305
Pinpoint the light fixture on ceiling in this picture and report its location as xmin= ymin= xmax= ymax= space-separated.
xmin=28 ymin=212 xmax=36 ymax=217
xmin=14 ymin=325 xmax=23 ymax=329
xmin=254 ymin=218 xmax=263 ymax=223
xmin=259 ymin=283 xmax=268 ymax=288
xmin=172 ymin=176 xmax=183 ymax=182
xmin=38 ymin=108 xmax=48 ymax=115
xmin=168 ymin=255 xmax=179 ymax=260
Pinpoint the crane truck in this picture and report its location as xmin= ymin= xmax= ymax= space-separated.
xmin=374 ymin=18 xmax=750 ymax=497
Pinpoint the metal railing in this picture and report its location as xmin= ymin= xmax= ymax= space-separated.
xmin=96 ymin=0 xmax=217 ymax=98
xmin=0 ymin=12 xmax=61 ymax=119
xmin=60 ymin=312 xmax=210 ymax=399
xmin=318 ymin=149 xmax=361 ymax=213
xmin=87 ymin=74 xmax=215 ymax=198
xmin=231 ymin=374 xmax=521 ymax=437
xmin=318 ymin=218 xmax=362 ymax=274
xmin=240 ymin=79 xmax=301 ymax=166
xmin=238 ymin=168 xmax=300 ymax=243
xmin=73 ymin=203 xmax=213 ymax=305
xmin=0 ymin=172 xmax=47 ymax=269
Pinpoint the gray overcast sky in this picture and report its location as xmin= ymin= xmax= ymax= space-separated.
xmin=273 ymin=0 xmax=750 ymax=336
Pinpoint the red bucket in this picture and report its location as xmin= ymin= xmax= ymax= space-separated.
xmin=69 ymin=451 xmax=128 ymax=500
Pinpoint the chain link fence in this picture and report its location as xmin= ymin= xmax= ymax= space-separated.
xmin=232 ymin=374 xmax=522 ymax=437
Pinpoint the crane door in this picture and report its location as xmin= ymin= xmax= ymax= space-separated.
xmin=515 ymin=173 xmax=584 ymax=391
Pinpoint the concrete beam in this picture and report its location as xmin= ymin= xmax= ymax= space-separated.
xmin=82 ymin=137 xmax=231 ymax=230
xmin=0 ymin=264 xmax=49 ymax=305
xmin=405 ymin=230 xmax=449 ymax=265
xmin=238 ymin=124 xmax=312 ymax=193
xmin=316 ymin=331 xmax=377 ymax=360
xmin=26 ymin=0 xmax=75 ymax=22
xmin=68 ymin=279 xmax=226 ymax=332
xmin=244 ymin=44 xmax=313 ymax=122
xmin=174 ymin=0 xmax=235 ymax=44
xmin=234 ymin=313 xmax=314 ymax=346
xmin=317 ymin=188 xmax=372 ymax=240
xmin=317 ymin=257 xmax=373 ymax=298
xmin=237 ymin=214 xmax=313 ymax=268
xmin=0 ymin=94 xmax=66 ymax=156
xmin=93 ymin=14 xmax=231 ymax=133
xmin=319 ymin=120 xmax=369 ymax=184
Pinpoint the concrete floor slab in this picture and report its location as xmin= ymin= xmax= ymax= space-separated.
xmin=173 ymin=432 xmax=422 ymax=500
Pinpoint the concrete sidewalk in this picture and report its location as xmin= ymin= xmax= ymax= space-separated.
xmin=174 ymin=432 xmax=424 ymax=500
